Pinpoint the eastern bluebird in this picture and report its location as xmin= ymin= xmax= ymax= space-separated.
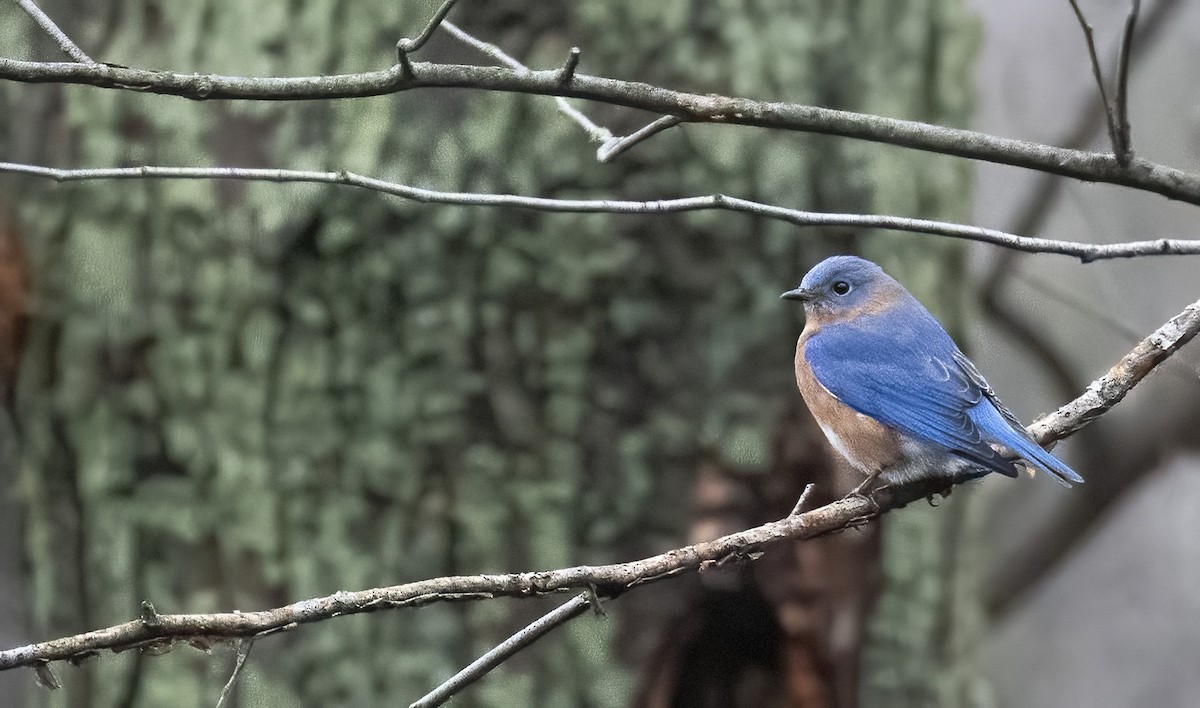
xmin=782 ymin=255 xmax=1083 ymax=494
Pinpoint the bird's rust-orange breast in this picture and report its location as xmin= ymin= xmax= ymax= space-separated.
xmin=794 ymin=326 xmax=901 ymax=474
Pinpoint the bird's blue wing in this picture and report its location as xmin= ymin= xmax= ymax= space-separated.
xmin=804 ymin=310 xmax=1021 ymax=478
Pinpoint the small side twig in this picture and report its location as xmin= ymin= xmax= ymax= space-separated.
xmin=790 ymin=483 xmax=816 ymax=517
xmin=597 ymin=115 xmax=683 ymax=163
xmin=1112 ymin=0 xmax=1141 ymax=165
xmin=395 ymin=0 xmax=459 ymax=56
xmin=1066 ymin=0 xmax=1120 ymax=156
xmin=139 ymin=600 xmax=161 ymax=628
xmin=14 ymin=0 xmax=95 ymax=64
xmin=408 ymin=594 xmax=595 ymax=708
xmin=440 ymin=21 xmax=613 ymax=144
xmin=214 ymin=639 xmax=254 ymax=708
xmin=558 ymin=47 xmax=581 ymax=85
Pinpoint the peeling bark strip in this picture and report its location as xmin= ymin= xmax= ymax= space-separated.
xmin=1 ymin=294 xmax=1197 ymax=672
xmin=3 ymin=58 xmax=1200 ymax=206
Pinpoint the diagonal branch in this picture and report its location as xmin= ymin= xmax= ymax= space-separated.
xmin=3 ymin=161 xmax=1199 ymax=261
xmin=13 ymin=0 xmax=95 ymax=65
xmin=2 ymin=59 xmax=1200 ymax=205
xmin=408 ymin=594 xmax=596 ymax=708
xmin=440 ymin=21 xmax=612 ymax=143
xmin=1027 ymin=295 xmax=1200 ymax=444
xmin=1 ymin=292 xmax=1197 ymax=673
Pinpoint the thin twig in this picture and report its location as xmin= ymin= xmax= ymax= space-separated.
xmin=790 ymin=483 xmax=817 ymax=517
xmin=430 ymin=23 xmax=674 ymax=158
xmin=1 ymin=293 xmax=1196 ymax=672
xmin=441 ymin=21 xmax=612 ymax=143
xmin=408 ymin=594 xmax=594 ymax=708
xmin=395 ymin=0 xmax=459 ymax=55
xmin=1113 ymin=0 xmax=1141 ymax=165
xmin=597 ymin=115 xmax=683 ymax=162
xmin=2 ymin=161 xmax=1197 ymax=261
xmin=1067 ymin=0 xmax=1120 ymax=155
xmin=13 ymin=0 xmax=95 ymax=64
xmin=438 ymin=21 xmax=523 ymax=71
xmin=214 ymin=639 xmax=254 ymax=708
xmin=5 ymin=60 xmax=1198 ymax=203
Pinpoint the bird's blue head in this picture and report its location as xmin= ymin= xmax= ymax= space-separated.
xmin=781 ymin=255 xmax=904 ymax=319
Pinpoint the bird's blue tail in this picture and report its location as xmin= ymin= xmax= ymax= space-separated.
xmin=970 ymin=404 xmax=1084 ymax=487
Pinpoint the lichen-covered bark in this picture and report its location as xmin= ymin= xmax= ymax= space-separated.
xmin=0 ymin=0 xmax=975 ymax=706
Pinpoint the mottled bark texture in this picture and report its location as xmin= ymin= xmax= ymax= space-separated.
xmin=0 ymin=0 xmax=974 ymax=706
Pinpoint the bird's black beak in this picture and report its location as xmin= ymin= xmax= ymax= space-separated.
xmin=780 ymin=287 xmax=816 ymax=302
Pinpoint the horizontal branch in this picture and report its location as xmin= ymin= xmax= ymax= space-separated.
xmin=13 ymin=0 xmax=95 ymax=65
xmin=2 ymin=58 xmax=1200 ymax=205
xmin=0 ymin=497 xmax=874 ymax=671
xmin=2 ymin=291 xmax=1197 ymax=672
xmin=3 ymin=162 xmax=1198 ymax=261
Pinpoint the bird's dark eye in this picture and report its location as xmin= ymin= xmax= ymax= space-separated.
xmin=832 ymin=281 xmax=852 ymax=295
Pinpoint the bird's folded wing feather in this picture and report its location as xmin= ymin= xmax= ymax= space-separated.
xmin=805 ymin=318 xmax=1020 ymax=477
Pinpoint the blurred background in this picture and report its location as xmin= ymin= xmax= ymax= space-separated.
xmin=0 ymin=0 xmax=1197 ymax=706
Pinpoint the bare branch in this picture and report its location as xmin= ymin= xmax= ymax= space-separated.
xmin=1067 ymin=0 xmax=1120 ymax=155
xmin=2 ymin=60 xmax=1199 ymax=204
xmin=1 ymin=293 xmax=1196 ymax=673
xmin=214 ymin=639 xmax=253 ymax=708
xmin=13 ymin=0 xmax=95 ymax=65
xmin=440 ymin=21 xmax=612 ymax=143
xmin=1113 ymin=0 xmax=1141 ymax=165
xmin=408 ymin=594 xmax=594 ymax=708
xmin=395 ymin=0 xmax=459 ymax=55
xmin=0 ymin=500 xmax=870 ymax=671
xmin=1028 ymin=294 xmax=1200 ymax=444
xmin=3 ymin=161 xmax=1197 ymax=261
xmin=597 ymin=115 xmax=682 ymax=163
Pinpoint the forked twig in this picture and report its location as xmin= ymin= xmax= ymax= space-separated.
xmin=1066 ymin=0 xmax=1141 ymax=165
